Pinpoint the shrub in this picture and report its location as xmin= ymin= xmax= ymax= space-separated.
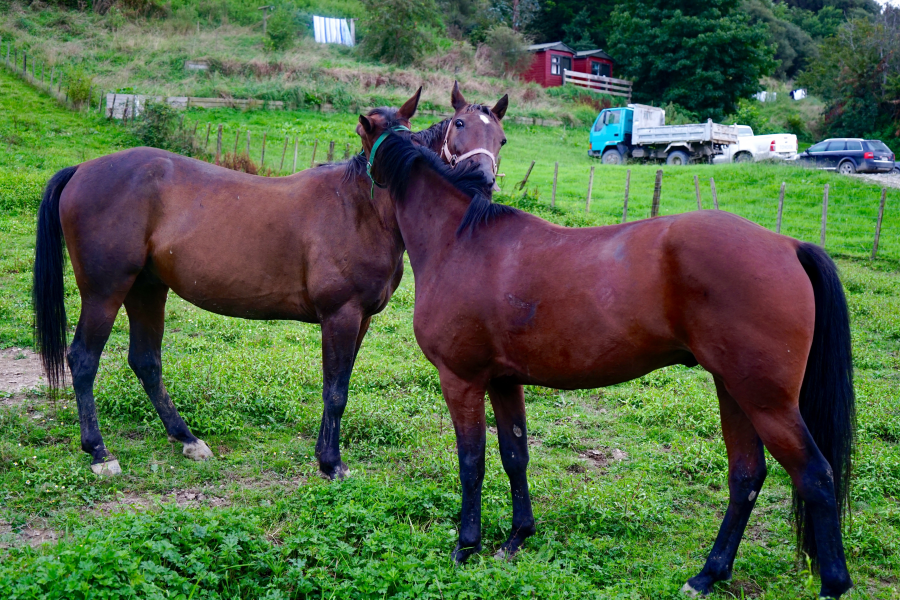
xmin=480 ymin=24 xmax=531 ymax=77
xmin=359 ymin=0 xmax=443 ymax=66
xmin=130 ymin=101 xmax=201 ymax=156
xmin=65 ymin=66 xmax=93 ymax=107
xmin=265 ymin=7 xmax=299 ymax=52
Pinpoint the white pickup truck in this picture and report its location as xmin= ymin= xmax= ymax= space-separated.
xmin=714 ymin=125 xmax=798 ymax=163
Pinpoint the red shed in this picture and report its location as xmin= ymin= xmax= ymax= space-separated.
xmin=523 ymin=42 xmax=576 ymax=88
xmin=574 ymin=49 xmax=613 ymax=78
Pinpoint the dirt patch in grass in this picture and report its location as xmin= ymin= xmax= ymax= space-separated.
xmin=725 ymin=578 xmax=763 ymax=598
xmin=579 ymin=447 xmax=628 ymax=469
xmin=0 ymin=517 xmax=60 ymax=548
xmin=95 ymin=489 xmax=232 ymax=514
xmin=0 ymin=347 xmax=47 ymax=398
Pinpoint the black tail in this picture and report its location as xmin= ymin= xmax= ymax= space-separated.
xmin=794 ymin=242 xmax=856 ymax=567
xmin=33 ymin=166 xmax=77 ymax=395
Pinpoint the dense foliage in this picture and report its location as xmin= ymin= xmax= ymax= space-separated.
xmin=800 ymin=7 xmax=900 ymax=151
xmin=606 ymin=0 xmax=776 ymax=116
xmin=358 ymin=0 xmax=443 ymax=65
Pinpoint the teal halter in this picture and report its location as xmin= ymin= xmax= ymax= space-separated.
xmin=366 ymin=125 xmax=410 ymax=198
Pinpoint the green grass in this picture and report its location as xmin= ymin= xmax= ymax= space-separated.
xmin=1 ymin=63 xmax=899 ymax=599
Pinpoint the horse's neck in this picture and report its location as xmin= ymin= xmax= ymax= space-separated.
xmin=394 ymin=166 xmax=469 ymax=273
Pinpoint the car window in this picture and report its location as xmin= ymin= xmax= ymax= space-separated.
xmin=826 ymin=141 xmax=847 ymax=151
xmin=737 ymin=126 xmax=753 ymax=136
xmin=606 ymin=111 xmax=621 ymax=125
xmin=807 ymin=142 xmax=829 ymax=153
xmin=865 ymin=141 xmax=892 ymax=153
xmin=846 ymin=141 xmax=862 ymax=151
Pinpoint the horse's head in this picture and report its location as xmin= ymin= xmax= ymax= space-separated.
xmin=441 ymin=81 xmax=508 ymax=191
xmin=356 ymin=87 xmax=421 ymax=155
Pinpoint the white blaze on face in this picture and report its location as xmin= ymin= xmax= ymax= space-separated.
xmin=479 ymin=114 xmax=490 ymax=124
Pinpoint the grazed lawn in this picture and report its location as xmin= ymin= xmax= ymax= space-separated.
xmin=1 ymin=67 xmax=899 ymax=599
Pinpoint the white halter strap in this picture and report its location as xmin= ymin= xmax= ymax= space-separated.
xmin=441 ymin=122 xmax=498 ymax=175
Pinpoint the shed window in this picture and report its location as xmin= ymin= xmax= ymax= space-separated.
xmin=591 ymin=61 xmax=611 ymax=77
xmin=551 ymin=55 xmax=572 ymax=75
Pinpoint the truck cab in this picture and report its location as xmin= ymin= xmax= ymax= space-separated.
xmin=590 ymin=108 xmax=633 ymax=163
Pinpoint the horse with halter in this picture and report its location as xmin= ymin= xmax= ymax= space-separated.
xmin=32 ymin=86 xmax=509 ymax=480
xmin=357 ymin=112 xmax=855 ymax=598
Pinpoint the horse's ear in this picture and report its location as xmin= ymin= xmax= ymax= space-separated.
xmin=451 ymin=80 xmax=467 ymax=111
xmin=491 ymin=94 xmax=509 ymax=120
xmin=398 ymin=87 xmax=422 ymax=121
xmin=358 ymin=115 xmax=373 ymax=135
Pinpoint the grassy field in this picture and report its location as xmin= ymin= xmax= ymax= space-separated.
xmin=1 ymin=67 xmax=899 ymax=599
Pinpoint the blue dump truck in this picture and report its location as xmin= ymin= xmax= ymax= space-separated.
xmin=589 ymin=104 xmax=738 ymax=165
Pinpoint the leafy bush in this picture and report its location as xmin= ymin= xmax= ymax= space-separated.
xmin=359 ymin=0 xmax=443 ymax=66
xmin=130 ymin=101 xmax=201 ymax=156
xmin=65 ymin=66 xmax=93 ymax=107
xmin=265 ymin=7 xmax=299 ymax=52
xmin=479 ymin=24 xmax=531 ymax=77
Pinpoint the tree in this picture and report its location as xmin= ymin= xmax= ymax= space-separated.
xmin=798 ymin=8 xmax=900 ymax=148
xmin=265 ymin=7 xmax=299 ymax=52
xmin=607 ymin=0 xmax=776 ymax=116
xmin=359 ymin=0 xmax=443 ymax=65
xmin=562 ymin=8 xmax=595 ymax=51
xmin=743 ymin=0 xmax=816 ymax=79
xmin=482 ymin=24 xmax=533 ymax=75
xmin=527 ymin=0 xmax=617 ymax=49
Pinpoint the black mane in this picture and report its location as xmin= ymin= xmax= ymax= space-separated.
xmin=410 ymin=119 xmax=449 ymax=153
xmin=371 ymin=124 xmax=519 ymax=236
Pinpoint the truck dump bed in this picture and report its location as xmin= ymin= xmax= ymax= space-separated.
xmin=629 ymin=103 xmax=738 ymax=147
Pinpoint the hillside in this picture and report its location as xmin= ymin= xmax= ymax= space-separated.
xmin=0 ymin=4 xmax=623 ymax=125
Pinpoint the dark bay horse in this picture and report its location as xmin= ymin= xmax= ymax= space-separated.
xmin=32 ymin=85 xmax=509 ymax=479
xmin=358 ymin=118 xmax=855 ymax=598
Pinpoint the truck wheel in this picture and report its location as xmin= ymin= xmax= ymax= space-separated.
xmin=838 ymin=161 xmax=856 ymax=175
xmin=602 ymin=149 xmax=623 ymax=165
xmin=666 ymin=150 xmax=690 ymax=166
xmin=734 ymin=152 xmax=753 ymax=163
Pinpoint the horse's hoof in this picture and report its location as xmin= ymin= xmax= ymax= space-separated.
xmin=91 ymin=459 xmax=122 ymax=476
xmin=319 ymin=462 xmax=350 ymax=480
xmin=681 ymin=582 xmax=702 ymax=598
xmin=451 ymin=542 xmax=481 ymax=565
xmin=183 ymin=439 xmax=214 ymax=461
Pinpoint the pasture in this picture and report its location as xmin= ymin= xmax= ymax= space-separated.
xmin=1 ymin=68 xmax=899 ymax=599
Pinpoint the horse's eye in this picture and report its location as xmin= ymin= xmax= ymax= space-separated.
xmin=501 ymin=138 xmax=507 ymax=146
xmin=455 ymin=119 xmax=464 ymax=128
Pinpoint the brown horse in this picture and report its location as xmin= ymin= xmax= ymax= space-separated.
xmin=358 ymin=117 xmax=855 ymax=597
xmin=32 ymin=85 xmax=509 ymax=479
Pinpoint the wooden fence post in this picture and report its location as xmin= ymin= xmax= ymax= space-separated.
xmin=585 ymin=165 xmax=595 ymax=213
xmin=710 ymin=177 xmax=719 ymax=210
xmin=204 ymin=123 xmax=211 ymax=148
xmin=310 ymin=139 xmax=318 ymax=168
xmin=622 ymin=169 xmax=631 ymax=223
xmin=651 ymin=169 xmax=663 ymax=217
xmin=820 ymin=184 xmax=829 ymax=247
xmin=280 ymin=136 xmax=289 ymax=172
xmin=327 ymin=140 xmax=335 ymax=163
xmin=260 ymin=132 xmax=267 ymax=167
xmin=98 ymin=90 xmax=104 ymax=114
xmin=216 ymin=125 xmax=223 ymax=164
xmin=344 ymin=143 xmax=350 ymax=160
xmin=776 ymin=182 xmax=785 ymax=234
xmin=292 ymin=137 xmax=299 ymax=173
xmin=245 ymin=130 xmax=251 ymax=158
xmin=516 ymin=160 xmax=536 ymax=196
xmin=192 ymin=121 xmax=199 ymax=139
xmin=233 ymin=130 xmax=240 ymax=157
xmin=694 ymin=175 xmax=702 ymax=210
xmin=551 ymin=161 xmax=558 ymax=208
xmin=871 ymin=188 xmax=886 ymax=260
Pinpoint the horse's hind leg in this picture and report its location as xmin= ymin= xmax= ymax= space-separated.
xmin=684 ymin=380 xmax=766 ymax=596
xmin=487 ymin=378 xmax=535 ymax=558
xmin=314 ymin=305 xmax=364 ymax=480
xmin=749 ymin=407 xmax=852 ymax=598
xmin=123 ymin=277 xmax=212 ymax=461
xmin=68 ymin=292 xmax=132 ymax=475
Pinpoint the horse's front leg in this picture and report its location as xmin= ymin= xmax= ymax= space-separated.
xmin=439 ymin=370 xmax=488 ymax=564
xmin=488 ymin=378 xmax=535 ymax=558
xmin=314 ymin=305 xmax=365 ymax=480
